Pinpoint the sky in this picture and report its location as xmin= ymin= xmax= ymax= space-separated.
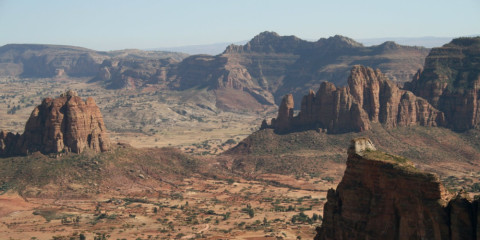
xmin=0 ymin=0 xmax=479 ymax=51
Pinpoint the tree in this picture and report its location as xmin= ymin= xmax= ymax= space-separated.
xmin=248 ymin=208 xmax=255 ymax=218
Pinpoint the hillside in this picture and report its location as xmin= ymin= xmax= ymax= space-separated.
xmin=226 ymin=125 xmax=480 ymax=183
xmin=0 ymin=142 xmax=332 ymax=240
xmin=0 ymin=44 xmax=187 ymax=78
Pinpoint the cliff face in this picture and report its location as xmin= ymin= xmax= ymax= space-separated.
xmin=0 ymin=91 xmax=110 ymax=156
xmin=315 ymin=138 xmax=479 ymax=240
xmin=0 ymin=131 xmax=22 ymax=156
xmin=93 ymin=58 xmax=178 ymax=90
xmin=405 ymin=37 xmax=480 ymax=131
xmin=0 ymin=44 xmax=188 ymax=78
xmin=87 ymin=31 xmax=428 ymax=111
xmin=0 ymin=44 xmax=108 ymax=77
xmin=222 ymin=32 xmax=429 ymax=107
xmin=264 ymin=65 xmax=445 ymax=133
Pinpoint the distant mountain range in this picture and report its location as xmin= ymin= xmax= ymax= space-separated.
xmin=155 ymin=36 xmax=464 ymax=55
xmin=0 ymin=32 xmax=433 ymax=111
xmin=95 ymin=32 xmax=432 ymax=110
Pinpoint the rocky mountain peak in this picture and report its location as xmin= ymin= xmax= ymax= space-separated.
xmin=448 ymin=36 xmax=480 ymax=47
xmin=325 ymin=35 xmax=364 ymax=48
xmin=225 ymin=31 xmax=307 ymax=54
xmin=377 ymin=40 xmax=401 ymax=50
xmin=251 ymin=31 xmax=281 ymax=40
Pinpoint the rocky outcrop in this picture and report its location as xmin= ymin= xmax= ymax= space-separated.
xmin=0 ymin=131 xmax=22 ymax=156
xmin=315 ymin=138 xmax=479 ymax=240
xmin=263 ymin=65 xmax=446 ymax=133
xmin=0 ymin=90 xmax=110 ymax=156
xmin=405 ymin=37 xmax=480 ymax=131
xmin=271 ymin=94 xmax=294 ymax=131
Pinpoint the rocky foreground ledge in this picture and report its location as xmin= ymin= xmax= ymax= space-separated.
xmin=0 ymin=90 xmax=110 ymax=156
xmin=315 ymin=138 xmax=479 ymax=240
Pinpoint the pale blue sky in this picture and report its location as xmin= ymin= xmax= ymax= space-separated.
xmin=0 ymin=0 xmax=479 ymax=51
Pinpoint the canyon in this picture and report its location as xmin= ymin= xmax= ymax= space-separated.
xmin=0 ymin=35 xmax=479 ymax=240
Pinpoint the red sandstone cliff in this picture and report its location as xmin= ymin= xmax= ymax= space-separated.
xmin=315 ymin=138 xmax=479 ymax=240
xmin=0 ymin=90 xmax=110 ymax=156
xmin=263 ymin=65 xmax=445 ymax=133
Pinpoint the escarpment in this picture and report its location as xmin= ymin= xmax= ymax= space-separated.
xmin=405 ymin=37 xmax=480 ymax=131
xmin=315 ymin=138 xmax=479 ymax=240
xmin=263 ymin=65 xmax=446 ymax=133
xmin=0 ymin=90 xmax=110 ymax=156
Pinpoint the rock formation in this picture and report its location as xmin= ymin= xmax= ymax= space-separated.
xmin=93 ymin=58 xmax=178 ymax=90
xmin=404 ymin=37 xmax=480 ymax=131
xmin=0 ymin=90 xmax=110 ymax=156
xmin=263 ymin=65 xmax=446 ymax=133
xmin=315 ymin=138 xmax=479 ymax=240
xmin=221 ymin=32 xmax=429 ymax=107
xmin=0 ymin=131 xmax=22 ymax=156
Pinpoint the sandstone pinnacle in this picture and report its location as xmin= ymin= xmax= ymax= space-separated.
xmin=0 ymin=91 xmax=110 ymax=156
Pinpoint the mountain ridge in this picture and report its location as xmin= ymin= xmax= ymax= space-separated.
xmin=0 ymin=31 xmax=430 ymax=111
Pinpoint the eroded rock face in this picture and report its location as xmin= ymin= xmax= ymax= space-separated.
xmin=0 ymin=130 xmax=22 ymax=156
xmin=0 ymin=91 xmax=110 ymax=156
xmin=94 ymin=58 xmax=177 ymax=90
xmin=315 ymin=138 xmax=479 ymax=240
xmin=405 ymin=37 xmax=480 ymax=131
xmin=263 ymin=65 xmax=445 ymax=133
xmin=85 ymin=32 xmax=428 ymax=111
xmin=271 ymin=94 xmax=294 ymax=132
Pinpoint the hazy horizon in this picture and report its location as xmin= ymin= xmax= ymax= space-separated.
xmin=0 ymin=0 xmax=479 ymax=51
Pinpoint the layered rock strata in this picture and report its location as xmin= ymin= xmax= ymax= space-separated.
xmin=263 ymin=65 xmax=446 ymax=133
xmin=404 ymin=37 xmax=480 ymax=131
xmin=0 ymin=90 xmax=110 ymax=156
xmin=315 ymin=138 xmax=479 ymax=240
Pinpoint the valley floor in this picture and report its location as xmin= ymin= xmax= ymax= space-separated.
xmin=0 ymin=174 xmax=332 ymax=240
xmin=0 ymin=76 xmax=275 ymax=155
